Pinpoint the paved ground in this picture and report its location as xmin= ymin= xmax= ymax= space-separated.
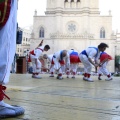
xmin=3 ymin=73 xmax=120 ymax=120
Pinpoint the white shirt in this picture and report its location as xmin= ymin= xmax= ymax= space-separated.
xmin=53 ymin=50 xmax=69 ymax=69
xmin=34 ymin=46 xmax=44 ymax=59
xmin=53 ymin=50 xmax=69 ymax=61
xmin=47 ymin=54 xmax=53 ymax=62
xmin=85 ymin=47 xmax=100 ymax=60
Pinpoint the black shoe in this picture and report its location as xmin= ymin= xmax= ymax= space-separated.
xmin=56 ymin=76 xmax=59 ymax=79
xmin=49 ymin=75 xmax=54 ymax=77
xmin=56 ymin=76 xmax=63 ymax=80
xmin=111 ymin=73 xmax=114 ymax=76
xmin=98 ymin=77 xmax=102 ymax=80
xmin=72 ymin=76 xmax=75 ymax=79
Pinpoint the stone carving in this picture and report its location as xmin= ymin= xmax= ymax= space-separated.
xmin=50 ymin=32 xmax=94 ymax=39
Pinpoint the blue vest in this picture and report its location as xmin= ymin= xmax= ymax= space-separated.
xmin=81 ymin=47 xmax=98 ymax=58
xmin=70 ymin=51 xmax=78 ymax=56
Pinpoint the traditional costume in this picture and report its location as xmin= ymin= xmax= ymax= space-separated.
xmin=29 ymin=46 xmax=44 ymax=79
xmin=66 ymin=50 xmax=81 ymax=78
xmin=98 ymin=52 xmax=113 ymax=81
xmin=0 ymin=0 xmax=24 ymax=118
xmin=79 ymin=47 xmax=100 ymax=82
xmin=53 ymin=50 xmax=69 ymax=79
xmin=46 ymin=54 xmax=55 ymax=77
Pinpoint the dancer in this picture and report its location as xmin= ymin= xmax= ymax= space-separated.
xmin=98 ymin=52 xmax=113 ymax=81
xmin=79 ymin=43 xmax=109 ymax=82
xmin=42 ymin=54 xmax=55 ymax=77
xmin=29 ymin=44 xmax=50 ymax=78
xmin=0 ymin=0 xmax=24 ymax=118
xmin=66 ymin=49 xmax=81 ymax=78
xmin=53 ymin=50 xmax=69 ymax=80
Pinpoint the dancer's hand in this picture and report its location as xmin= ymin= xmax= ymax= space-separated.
xmin=94 ymin=64 xmax=99 ymax=67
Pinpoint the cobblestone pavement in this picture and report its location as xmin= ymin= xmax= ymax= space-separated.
xmin=3 ymin=74 xmax=120 ymax=120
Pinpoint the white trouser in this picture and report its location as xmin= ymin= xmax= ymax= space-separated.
xmin=98 ymin=61 xmax=109 ymax=75
xmin=70 ymin=64 xmax=78 ymax=73
xmin=50 ymin=64 xmax=55 ymax=73
xmin=61 ymin=65 xmax=65 ymax=73
xmin=30 ymin=55 xmax=41 ymax=74
xmin=0 ymin=0 xmax=17 ymax=84
xmin=53 ymin=57 xmax=62 ymax=74
xmin=79 ymin=54 xmax=92 ymax=74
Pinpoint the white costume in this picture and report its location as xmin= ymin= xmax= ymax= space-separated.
xmin=66 ymin=50 xmax=80 ymax=78
xmin=79 ymin=47 xmax=100 ymax=73
xmin=47 ymin=54 xmax=53 ymax=63
xmin=47 ymin=54 xmax=55 ymax=76
xmin=98 ymin=62 xmax=109 ymax=75
xmin=79 ymin=47 xmax=100 ymax=81
xmin=53 ymin=50 xmax=69 ymax=79
xmin=29 ymin=46 xmax=44 ymax=78
xmin=98 ymin=52 xmax=113 ymax=81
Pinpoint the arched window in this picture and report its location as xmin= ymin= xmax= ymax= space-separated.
xmin=100 ymin=27 xmax=105 ymax=38
xmin=77 ymin=0 xmax=80 ymax=2
xmin=65 ymin=0 xmax=68 ymax=2
xmin=39 ymin=27 xmax=44 ymax=38
xmin=71 ymin=0 xmax=74 ymax=2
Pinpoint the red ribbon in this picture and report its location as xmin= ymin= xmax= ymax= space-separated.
xmin=0 ymin=85 xmax=10 ymax=100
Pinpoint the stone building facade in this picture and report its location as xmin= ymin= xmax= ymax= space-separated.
xmin=16 ymin=28 xmax=31 ymax=56
xmin=30 ymin=0 xmax=117 ymax=72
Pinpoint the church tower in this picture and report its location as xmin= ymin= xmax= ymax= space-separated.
xmin=46 ymin=0 xmax=100 ymax=15
xmin=45 ymin=0 xmax=101 ymax=38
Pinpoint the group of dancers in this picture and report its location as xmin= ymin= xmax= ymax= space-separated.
xmin=29 ymin=41 xmax=113 ymax=82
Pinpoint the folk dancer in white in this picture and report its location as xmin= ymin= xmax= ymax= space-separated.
xmin=79 ymin=43 xmax=109 ymax=82
xmin=29 ymin=45 xmax=50 ymax=79
xmin=66 ymin=49 xmax=81 ymax=78
xmin=42 ymin=54 xmax=55 ymax=77
xmin=53 ymin=50 xmax=70 ymax=80
xmin=98 ymin=52 xmax=113 ymax=81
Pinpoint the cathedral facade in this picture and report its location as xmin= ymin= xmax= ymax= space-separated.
xmin=30 ymin=0 xmax=116 ymax=72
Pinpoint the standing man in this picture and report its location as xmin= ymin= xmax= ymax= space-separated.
xmin=29 ymin=45 xmax=50 ymax=79
xmin=79 ymin=43 xmax=109 ymax=82
xmin=0 ymin=0 xmax=25 ymax=118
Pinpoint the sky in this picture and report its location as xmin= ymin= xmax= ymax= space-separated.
xmin=17 ymin=0 xmax=120 ymax=32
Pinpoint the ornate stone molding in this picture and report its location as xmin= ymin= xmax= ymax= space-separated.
xmin=50 ymin=31 xmax=94 ymax=39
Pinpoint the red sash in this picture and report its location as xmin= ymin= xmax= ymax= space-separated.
xmin=28 ymin=48 xmax=43 ymax=62
xmin=59 ymin=60 xmax=65 ymax=65
xmin=51 ymin=57 xmax=54 ymax=64
xmin=70 ymin=55 xmax=81 ymax=63
xmin=27 ymin=50 xmax=34 ymax=62
xmin=100 ymin=54 xmax=112 ymax=62
xmin=0 ymin=0 xmax=11 ymax=27
xmin=37 ymin=48 xmax=43 ymax=52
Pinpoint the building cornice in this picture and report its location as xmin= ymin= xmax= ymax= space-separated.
xmin=50 ymin=32 xmax=94 ymax=39
xmin=45 ymin=7 xmax=100 ymax=15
